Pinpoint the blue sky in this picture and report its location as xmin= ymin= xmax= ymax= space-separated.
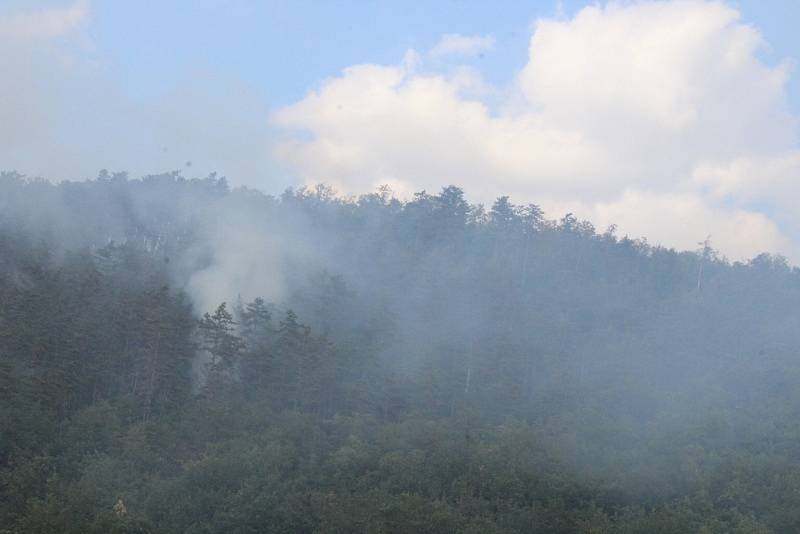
xmin=78 ymin=0 xmax=799 ymax=110
xmin=1 ymin=0 xmax=799 ymax=262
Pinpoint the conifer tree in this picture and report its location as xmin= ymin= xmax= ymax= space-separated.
xmin=198 ymin=302 xmax=244 ymax=395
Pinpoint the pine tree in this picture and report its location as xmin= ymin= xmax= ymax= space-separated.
xmin=238 ymin=297 xmax=274 ymax=397
xmin=198 ymin=303 xmax=244 ymax=396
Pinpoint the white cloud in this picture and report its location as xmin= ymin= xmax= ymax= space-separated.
xmin=429 ymin=33 xmax=495 ymax=58
xmin=518 ymin=1 xmax=795 ymax=178
xmin=692 ymin=150 xmax=800 ymax=240
xmin=273 ymin=0 xmax=800 ymax=262
xmin=0 ymin=0 xmax=88 ymax=40
xmin=694 ymin=151 xmax=800 ymax=208
xmin=548 ymin=190 xmax=799 ymax=261
xmin=1 ymin=1 xmax=798 ymax=263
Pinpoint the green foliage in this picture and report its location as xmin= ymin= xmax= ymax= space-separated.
xmin=2 ymin=174 xmax=800 ymax=532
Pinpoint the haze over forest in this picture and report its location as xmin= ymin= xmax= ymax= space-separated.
xmin=3 ymin=0 xmax=800 ymax=532
xmin=2 ymin=0 xmax=800 ymax=262
xmin=3 ymin=172 xmax=800 ymax=532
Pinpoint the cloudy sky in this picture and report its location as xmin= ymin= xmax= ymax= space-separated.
xmin=1 ymin=0 xmax=799 ymax=261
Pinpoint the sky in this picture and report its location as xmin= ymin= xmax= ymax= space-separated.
xmin=1 ymin=0 xmax=799 ymax=262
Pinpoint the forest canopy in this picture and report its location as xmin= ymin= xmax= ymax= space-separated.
xmin=2 ymin=171 xmax=799 ymax=533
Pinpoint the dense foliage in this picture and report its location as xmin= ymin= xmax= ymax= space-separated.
xmin=2 ymin=172 xmax=800 ymax=532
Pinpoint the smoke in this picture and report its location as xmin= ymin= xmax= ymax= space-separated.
xmin=181 ymin=191 xmax=314 ymax=313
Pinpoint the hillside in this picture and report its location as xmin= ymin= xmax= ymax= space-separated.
xmin=2 ymin=172 xmax=799 ymax=533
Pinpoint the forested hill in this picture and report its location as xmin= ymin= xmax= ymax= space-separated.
xmin=2 ymin=171 xmax=800 ymax=533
